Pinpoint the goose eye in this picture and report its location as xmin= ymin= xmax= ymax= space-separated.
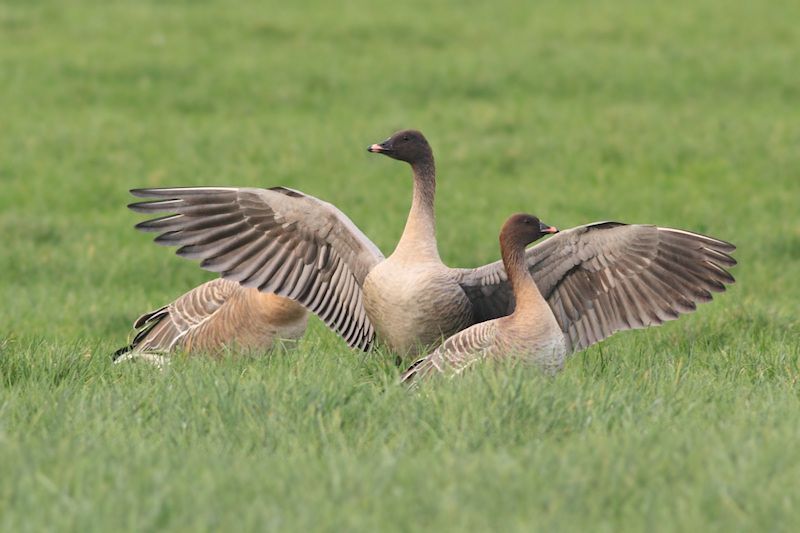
xmin=403 ymin=136 xmax=410 ymax=141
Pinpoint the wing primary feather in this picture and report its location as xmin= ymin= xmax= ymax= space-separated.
xmin=177 ymin=231 xmax=258 ymax=261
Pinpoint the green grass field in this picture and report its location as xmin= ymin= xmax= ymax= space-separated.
xmin=2 ymin=0 xmax=799 ymax=530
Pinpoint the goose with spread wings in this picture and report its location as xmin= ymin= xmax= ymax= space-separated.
xmin=129 ymin=130 xmax=736 ymax=355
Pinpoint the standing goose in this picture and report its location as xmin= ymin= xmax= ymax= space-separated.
xmin=128 ymin=130 xmax=736 ymax=356
xmin=113 ymin=278 xmax=308 ymax=363
xmin=401 ymin=213 xmax=564 ymax=382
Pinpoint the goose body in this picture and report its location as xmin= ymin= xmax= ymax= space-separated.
xmin=402 ymin=214 xmax=568 ymax=382
xmin=113 ymin=278 xmax=308 ymax=362
xmin=363 ymin=259 xmax=473 ymax=353
xmin=129 ymin=130 xmax=736 ymax=357
xmin=403 ymin=307 xmax=569 ymax=382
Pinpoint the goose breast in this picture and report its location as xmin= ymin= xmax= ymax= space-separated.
xmin=362 ymin=260 xmax=474 ymax=355
xmin=495 ymin=315 xmax=568 ymax=374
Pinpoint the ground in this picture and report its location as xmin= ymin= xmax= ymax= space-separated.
xmin=1 ymin=0 xmax=799 ymax=531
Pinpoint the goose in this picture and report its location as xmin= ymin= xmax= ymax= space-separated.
xmin=113 ymin=278 xmax=308 ymax=363
xmin=400 ymin=213 xmax=566 ymax=382
xmin=128 ymin=129 xmax=736 ymax=356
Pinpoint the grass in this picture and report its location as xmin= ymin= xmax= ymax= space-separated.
xmin=1 ymin=0 xmax=799 ymax=530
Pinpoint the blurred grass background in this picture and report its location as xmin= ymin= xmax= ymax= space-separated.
xmin=1 ymin=0 xmax=799 ymax=531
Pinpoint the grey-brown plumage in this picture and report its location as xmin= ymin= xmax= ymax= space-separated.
xmin=403 ymin=213 xmax=738 ymax=383
xmin=129 ymin=130 xmax=736 ymax=356
xmin=113 ymin=278 xmax=308 ymax=361
xmin=456 ymin=222 xmax=736 ymax=355
xmin=402 ymin=214 xmax=565 ymax=383
xmin=129 ymin=186 xmax=382 ymax=351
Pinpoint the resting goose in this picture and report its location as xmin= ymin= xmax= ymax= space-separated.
xmin=113 ymin=278 xmax=308 ymax=363
xmin=401 ymin=213 xmax=564 ymax=382
xmin=128 ymin=129 xmax=736 ymax=355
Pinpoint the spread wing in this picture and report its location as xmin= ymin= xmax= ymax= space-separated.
xmin=113 ymin=278 xmax=240 ymax=359
xmin=129 ymin=186 xmax=385 ymax=351
xmin=400 ymin=320 xmax=499 ymax=384
xmin=457 ymin=222 xmax=736 ymax=353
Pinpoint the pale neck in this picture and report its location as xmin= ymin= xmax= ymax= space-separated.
xmin=392 ymin=158 xmax=440 ymax=261
xmin=502 ymin=238 xmax=546 ymax=315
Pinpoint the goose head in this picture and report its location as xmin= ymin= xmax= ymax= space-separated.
xmin=500 ymin=213 xmax=559 ymax=249
xmin=367 ymin=129 xmax=433 ymax=165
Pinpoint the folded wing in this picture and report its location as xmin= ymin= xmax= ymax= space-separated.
xmin=113 ymin=278 xmax=240 ymax=358
xmin=400 ymin=320 xmax=499 ymax=384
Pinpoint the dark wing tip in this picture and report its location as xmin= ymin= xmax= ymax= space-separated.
xmin=113 ymin=306 xmax=170 ymax=361
xmin=128 ymin=199 xmax=183 ymax=213
xmin=269 ymin=186 xmax=305 ymax=198
xmin=135 ymin=219 xmax=164 ymax=232
xmin=588 ymin=221 xmax=627 ymax=230
xmin=399 ymin=358 xmax=426 ymax=384
xmin=714 ymin=238 xmax=736 ymax=253
xmin=130 ymin=188 xmax=165 ymax=198
xmin=111 ymin=344 xmax=133 ymax=361
xmin=133 ymin=306 xmax=169 ymax=329
xmin=665 ymin=227 xmax=737 ymax=252
xmin=130 ymin=187 xmax=238 ymax=198
xmin=721 ymin=255 xmax=737 ymax=268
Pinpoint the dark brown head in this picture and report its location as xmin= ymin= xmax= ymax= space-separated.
xmin=500 ymin=213 xmax=559 ymax=250
xmin=367 ymin=129 xmax=433 ymax=165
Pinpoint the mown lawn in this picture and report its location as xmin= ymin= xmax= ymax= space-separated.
xmin=1 ymin=0 xmax=799 ymax=531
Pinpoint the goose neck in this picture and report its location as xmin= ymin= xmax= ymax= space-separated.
xmin=502 ymin=239 xmax=545 ymax=315
xmin=393 ymin=159 xmax=439 ymax=261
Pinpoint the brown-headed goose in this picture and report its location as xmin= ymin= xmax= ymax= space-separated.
xmin=128 ymin=130 xmax=736 ymax=356
xmin=113 ymin=278 xmax=308 ymax=363
xmin=401 ymin=214 xmax=564 ymax=382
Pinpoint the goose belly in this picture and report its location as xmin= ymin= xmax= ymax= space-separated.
xmin=362 ymin=264 xmax=473 ymax=355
